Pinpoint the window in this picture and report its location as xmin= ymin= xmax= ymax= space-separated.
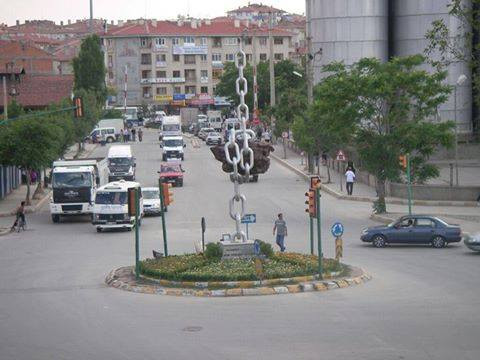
xmin=274 ymin=37 xmax=284 ymax=45
xmin=156 ymin=54 xmax=166 ymax=62
xmin=156 ymin=71 xmax=166 ymax=78
xmin=415 ymin=218 xmax=436 ymax=227
xmin=174 ymin=86 xmax=182 ymax=94
xmin=184 ymin=36 xmax=195 ymax=45
xmin=274 ymin=53 xmax=284 ymax=61
xmin=173 ymin=54 xmax=180 ymax=62
xmin=142 ymin=87 xmax=151 ymax=97
xmin=213 ymin=37 xmax=222 ymax=48
xmin=108 ymin=55 xmax=113 ymax=67
xmin=200 ymin=54 xmax=207 ymax=61
xmin=173 ymin=70 xmax=181 ymax=78
xmin=245 ymin=37 xmax=252 ymax=45
xmin=200 ymin=70 xmax=208 ymax=78
xmin=184 ymin=55 xmax=196 ymax=64
xmin=200 ymin=37 xmax=208 ymax=45
xmin=260 ymin=53 xmax=267 ymax=61
xmin=184 ymin=69 xmax=196 ymax=81
xmin=246 ymin=54 xmax=252 ymax=62
xmin=226 ymin=53 xmax=235 ymax=62
xmin=200 ymin=86 xmax=208 ymax=94
xmin=172 ymin=38 xmax=180 ymax=45
xmin=156 ymin=87 xmax=167 ymax=95
xmin=398 ymin=218 xmax=414 ymax=228
xmin=212 ymin=53 xmax=222 ymax=62
xmin=185 ymin=85 xmax=196 ymax=94
xmin=140 ymin=38 xmax=149 ymax=47
xmin=259 ymin=37 xmax=267 ymax=46
xmin=224 ymin=37 xmax=238 ymax=46
xmin=141 ymin=53 xmax=152 ymax=65
xmin=141 ymin=70 xmax=150 ymax=79
xmin=155 ymin=38 xmax=165 ymax=46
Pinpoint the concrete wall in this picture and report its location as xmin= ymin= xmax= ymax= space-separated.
xmin=387 ymin=182 xmax=480 ymax=201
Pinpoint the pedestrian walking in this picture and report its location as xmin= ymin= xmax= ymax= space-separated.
xmin=120 ymin=128 xmax=126 ymax=142
xmin=138 ymin=128 xmax=143 ymax=142
xmin=273 ymin=213 xmax=287 ymax=252
xmin=126 ymin=128 xmax=131 ymax=142
xmin=131 ymin=128 xmax=136 ymax=142
xmin=345 ymin=167 xmax=356 ymax=195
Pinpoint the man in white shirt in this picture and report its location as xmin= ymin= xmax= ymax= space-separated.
xmin=345 ymin=168 xmax=356 ymax=195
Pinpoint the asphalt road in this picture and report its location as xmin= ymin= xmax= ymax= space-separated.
xmin=0 ymin=129 xmax=478 ymax=360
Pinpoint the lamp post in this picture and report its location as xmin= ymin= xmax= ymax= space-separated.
xmin=454 ymin=74 xmax=467 ymax=186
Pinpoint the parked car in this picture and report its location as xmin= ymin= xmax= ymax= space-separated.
xmin=198 ymin=127 xmax=215 ymax=141
xmin=360 ymin=215 xmax=462 ymax=248
xmin=142 ymin=187 xmax=161 ymax=215
xmin=464 ymin=233 xmax=480 ymax=252
xmin=206 ymin=132 xmax=222 ymax=145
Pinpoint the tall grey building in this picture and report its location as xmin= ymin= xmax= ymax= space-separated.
xmin=308 ymin=0 xmax=474 ymax=135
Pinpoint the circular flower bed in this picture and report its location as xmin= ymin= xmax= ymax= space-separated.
xmin=139 ymin=252 xmax=344 ymax=282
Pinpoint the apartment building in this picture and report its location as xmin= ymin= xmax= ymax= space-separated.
xmin=102 ymin=18 xmax=294 ymax=107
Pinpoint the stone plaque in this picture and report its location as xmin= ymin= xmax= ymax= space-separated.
xmin=220 ymin=241 xmax=256 ymax=260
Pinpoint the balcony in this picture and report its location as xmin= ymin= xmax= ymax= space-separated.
xmin=141 ymin=77 xmax=185 ymax=84
xmin=155 ymin=61 xmax=167 ymax=68
xmin=212 ymin=61 xmax=223 ymax=69
xmin=185 ymin=77 xmax=197 ymax=83
xmin=143 ymin=93 xmax=152 ymax=99
xmin=200 ymin=76 xmax=209 ymax=84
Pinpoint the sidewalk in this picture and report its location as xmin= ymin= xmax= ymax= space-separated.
xmin=0 ymin=143 xmax=98 ymax=234
xmin=271 ymin=144 xmax=480 ymax=221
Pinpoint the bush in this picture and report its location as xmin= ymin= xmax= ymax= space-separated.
xmin=257 ymin=240 xmax=274 ymax=258
xmin=204 ymin=242 xmax=223 ymax=260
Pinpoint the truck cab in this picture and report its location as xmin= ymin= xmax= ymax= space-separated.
xmin=160 ymin=136 xmax=185 ymax=161
xmin=107 ymin=145 xmax=136 ymax=182
xmin=92 ymin=180 xmax=143 ymax=232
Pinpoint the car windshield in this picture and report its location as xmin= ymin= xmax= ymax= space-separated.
xmin=163 ymin=124 xmax=180 ymax=131
xmin=161 ymin=165 xmax=180 ymax=173
xmin=164 ymin=139 xmax=183 ymax=147
xmin=208 ymin=132 xmax=219 ymax=136
xmin=53 ymin=172 xmax=92 ymax=188
xmin=95 ymin=191 xmax=127 ymax=205
xmin=143 ymin=190 xmax=159 ymax=199
xmin=109 ymin=157 xmax=131 ymax=166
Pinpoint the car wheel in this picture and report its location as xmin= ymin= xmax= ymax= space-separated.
xmin=162 ymin=155 xmax=166 ymax=161
xmin=107 ymin=137 xmax=113 ymax=143
xmin=432 ymin=236 xmax=446 ymax=248
xmin=51 ymin=214 xmax=60 ymax=223
xmin=96 ymin=227 xmax=102 ymax=233
xmin=372 ymin=235 xmax=386 ymax=248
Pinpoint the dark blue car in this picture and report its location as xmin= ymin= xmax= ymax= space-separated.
xmin=361 ymin=215 xmax=462 ymax=248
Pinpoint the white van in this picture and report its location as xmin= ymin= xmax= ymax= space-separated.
xmin=161 ymin=135 xmax=185 ymax=161
xmin=107 ymin=145 xmax=136 ymax=182
xmin=92 ymin=180 xmax=143 ymax=232
xmin=88 ymin=127 xmax=117 ymax=143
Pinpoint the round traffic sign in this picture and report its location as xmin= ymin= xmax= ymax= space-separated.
xmin=331 ymin=222 xmax=344 ymax=237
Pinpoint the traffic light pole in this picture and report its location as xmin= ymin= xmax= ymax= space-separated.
xmin=159 ymin=181 xmax=168 ymax=256
xmin=134 ymin=188 xmax=140 ymax=280
xmin=309 ymin=217 xmax=314 ymax=255
xmin=316 ymin=187 xmax=323 ymax=279
xmin=407 ymin=154 xmax=412 ymax=215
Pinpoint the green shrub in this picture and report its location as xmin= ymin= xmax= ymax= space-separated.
xmin=257 ymin=240 xmax=274 ymax=258
xmin=204 ymin=242 xmax=223 ymax=260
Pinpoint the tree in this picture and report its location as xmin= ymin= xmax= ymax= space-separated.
xmin=73 ymin=34 xmax=107 ymax=103
xmin=307 ymin=56 xmax=453 ymax=213
xmin=425 ymin=0 xmax=480 ymax=134
xmin=102 ymin=108 xmax=123 ymax=119
xmin=0 ymin=119 xmax=62 ymax=204
xmin=72 ymin=88 xmax=101 ymax=151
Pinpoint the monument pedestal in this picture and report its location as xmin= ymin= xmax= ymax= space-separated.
xmin=220 ymin=240 xmax=259 ymax=260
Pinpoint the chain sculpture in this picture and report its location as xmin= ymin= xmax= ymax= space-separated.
xmin=224 ymin=37 xmax=256 ymax=242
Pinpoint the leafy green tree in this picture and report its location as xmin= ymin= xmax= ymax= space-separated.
xmin=73 ymin=34 xmax=107 ymax=103
xmin=304 ymin=55 xmax=453 ymax=213
xmin=425 ymin=0 xmax=480 ymax=134
xmin=102 ymin=108 xmax=123 ymax=119
xmin=72 ymin=88 xmax=101 ymax=151
xmin=0 ymin=119 xmax=62 ymax=204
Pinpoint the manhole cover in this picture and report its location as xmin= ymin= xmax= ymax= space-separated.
xmin=182 ymin=326 xmax=203 ymax=332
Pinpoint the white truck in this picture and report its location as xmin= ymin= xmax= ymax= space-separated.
xmin=207 ymin=110 xmax=222 ymax=131
xmin=50 ymin=158 xmax=109 ymax=223
xmin=159 ymin=115 xmax=181 ymax=141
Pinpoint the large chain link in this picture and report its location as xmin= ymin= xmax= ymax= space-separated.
xmin=224 ymin=35 xmax=255 ymax=242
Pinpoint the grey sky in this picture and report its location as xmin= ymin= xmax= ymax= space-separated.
xmin=0 ymin=0 xmax=305 ymax=26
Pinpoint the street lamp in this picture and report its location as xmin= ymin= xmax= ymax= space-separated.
xmin=454 ymin=74 xmax=467 ymax=186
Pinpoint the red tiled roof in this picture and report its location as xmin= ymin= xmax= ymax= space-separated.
xmin=104 ymin=19 xmax=292 ymax=37
xmin=227 ymin=3 xmax=285 ymax=14
xmin=0 ymin=74 xmax=74 ymax=108
xmin=53 ymin=38 xmax=81 ymax=61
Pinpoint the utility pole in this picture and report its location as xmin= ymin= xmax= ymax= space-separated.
xmin=2 ymin=76 xmax=7 ymax=120
xmin=123 ymin=64 xmax=128 ymax=128
xmin=252 ymin=29 xmax=259 ymax=125
xmin=268 ymin=11 xmax=276 ymax=133
xmin=89 ymin=0 xmax=94 ymax=33
xmin=306 ymin=0 xmax=314 ymax=173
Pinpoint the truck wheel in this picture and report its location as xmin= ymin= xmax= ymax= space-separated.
xmin=52 ymin=214 xmax=60 ymax=223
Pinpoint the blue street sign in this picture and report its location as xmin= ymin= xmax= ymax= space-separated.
xmin=241 ymin=214 xmax=256 ymax=224
xmin=331 ymin=222 xmax=344 ymax=237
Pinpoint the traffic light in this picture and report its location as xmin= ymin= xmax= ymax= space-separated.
xmin=310 ymin=176 xmax=321 ymax=189
xmin=305 ymin=189 xmax=316 ymax=217
xmin=73 ymin=96 xmax=84 ymax=118
xmin=399 ymin=155 xmax=407 ymax=169
xmin=162 ymin=183 xmax=173 ymax=206
xmin=127 ymin=187 xmax=137 ymax=217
